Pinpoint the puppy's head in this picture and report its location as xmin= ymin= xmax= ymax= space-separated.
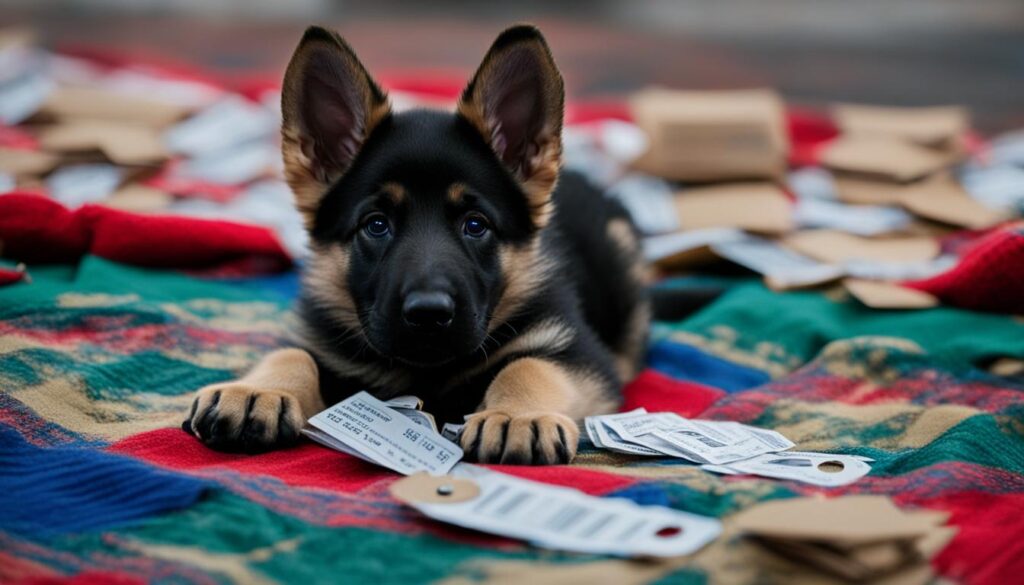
xmin=283 ymin=25 xmax=563 ymax=367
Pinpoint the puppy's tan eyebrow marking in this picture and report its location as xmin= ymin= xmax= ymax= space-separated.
xmin=447 ymin=182 xmax=467 ymax=204
xmin=381 ymin=182 xmax=406 ymax=205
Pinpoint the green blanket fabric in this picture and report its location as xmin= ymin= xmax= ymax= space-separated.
xmin=2 ymin=257 xmax=1023 ymax=585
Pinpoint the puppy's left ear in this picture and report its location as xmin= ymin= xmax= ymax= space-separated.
xmin=458 ymin=25 xmax=565 ymax=228
xmin=281 ymin=26 xmax=390 ymax=228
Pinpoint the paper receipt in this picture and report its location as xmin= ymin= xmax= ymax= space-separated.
xmin=305 ymin=391 xmax=463 ymax=476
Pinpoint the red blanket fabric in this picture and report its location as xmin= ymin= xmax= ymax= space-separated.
xmin=0 ymin=193 xmax=291 ymax=271
xmin=906 ymin=223 xmax=1024 ymax=314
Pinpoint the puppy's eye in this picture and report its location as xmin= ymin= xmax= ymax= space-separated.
xmin=363 ymin=214 xmax=391 ymax=238
xmin=462 ymin=214 xmax=490 ymax=238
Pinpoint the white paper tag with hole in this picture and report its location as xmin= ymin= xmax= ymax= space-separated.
xmin=304 ymin=391 xmax=462 ymax=475
xmin=702 ymin=451 xmax=871 ymax=486
xmin=395 ymin=464 xmax=721 ymax=557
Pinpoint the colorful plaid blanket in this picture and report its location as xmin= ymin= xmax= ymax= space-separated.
xmin=2 ymin=252 xmax=1023 ymax=585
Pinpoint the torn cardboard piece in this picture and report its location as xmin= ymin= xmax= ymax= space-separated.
xmin=630 ymin=88 xmax=788 ymax=181
xmin=732 ymin=496 xmax=949 ymax=546
xmin=821 ymin=135 xmax=951 ymax=182
xmin=833 ymin=104 xmax=969 ymax=149
xmin=844 ymin=279 xmax=939 ymax=309
xmin=732 ymin=496 xmax=953 ymax=584
xmin=834 ymin=173 xmax=922 ymax=206
xmin=750 ymin=537 xmax=919 ymax=583
xmin=103 ymin=183 xmax=175 ymax=212
xmin=782 ymin=230 xmax=939 ymax=264
xmin=674 ymin=182 xmax=794 ymax=235
xmin=37 ymin=86 xmax=191 ymax=127
xmin=38 ymin=121 xmax=168 ymax=166
xmin=0 ymin=148 xmax=59 ymax=177
xmin=897 ymin=176 xmax=1006 ymax=229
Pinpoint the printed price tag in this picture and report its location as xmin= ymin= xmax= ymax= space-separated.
xmin=703 ymin=451 xmax=872 ymax=486
xmin=392 ymin=465 xmax=722 ymax=558
xmin=304 ymin=391 xmax=462 ymax=476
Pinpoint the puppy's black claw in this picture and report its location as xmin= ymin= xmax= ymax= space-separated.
xmin=554 ymin=425 xmax=569 ymax=464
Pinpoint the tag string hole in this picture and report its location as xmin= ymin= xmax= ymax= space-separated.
xmin=436 ymin=484 xmax=455 ymax=496
xmin=655 ymin=526 xmax=683 ymax=538
xmin=817 ymin=461 xmax=845 ymax=473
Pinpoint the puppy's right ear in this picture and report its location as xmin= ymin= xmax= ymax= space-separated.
xmin=281 ymin=26 xmax=390 ymax=227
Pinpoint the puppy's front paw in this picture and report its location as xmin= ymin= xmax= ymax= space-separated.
xmin=183 ymin=384 xmax=305 ymax=453
xmin=461 ymin=410 xmax=579 ymax=465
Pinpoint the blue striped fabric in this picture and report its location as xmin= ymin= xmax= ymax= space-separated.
xmin=646 ymin=340 xmax=771 ymax=392
xmin=0 ymin=427 xmax=208 ymax=538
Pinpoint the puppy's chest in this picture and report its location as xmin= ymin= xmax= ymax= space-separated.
xmin=314 ymin=348 xmax=499 ymax=421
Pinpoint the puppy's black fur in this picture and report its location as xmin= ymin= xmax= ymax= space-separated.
xmin=300 ymin=110 xmax=643 ymax=418
xmin=185 ymin=24 xmax=649 ymax=464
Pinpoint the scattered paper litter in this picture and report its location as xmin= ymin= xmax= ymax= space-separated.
xmin=609 ymin=173 xmax=679 ymax=234
xmin=788 ymin=166 xmax=839 ymax=201
xmin=46 ymin=163 xmax=122 ymax=207
xmin=164 ymin=95 xmax=278 ymax=157
xmin=642 ymin=226 xmax=745 ymax=265
xmin=175 ymin=139 xmax=279 ymax=185
xmin=793 ymin=198 xmax=912 ymax=236
xmin=709 ymin=234 xmax=844 ymax=289
xmin=960 ymin=162 xmax=1024 ymax=214
xmin=585 ymin=410 xmax=871 ymax=486
xmin=0 ymin=69 xmax=53 ymax=126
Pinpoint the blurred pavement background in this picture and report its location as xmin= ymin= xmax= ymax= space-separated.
xmin=2 ymin=0 xmax=1023 ymax=134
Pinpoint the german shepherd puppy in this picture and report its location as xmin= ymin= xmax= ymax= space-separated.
xmin=183 ymin=24 xmax=649 ymax=465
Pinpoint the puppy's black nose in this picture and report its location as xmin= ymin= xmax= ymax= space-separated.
xmin=402 ymin=291 xmax=455 ymax=327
